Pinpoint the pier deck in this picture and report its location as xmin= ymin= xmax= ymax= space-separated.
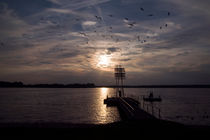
xmin=104 ymin=97 xmax=156 ymax=120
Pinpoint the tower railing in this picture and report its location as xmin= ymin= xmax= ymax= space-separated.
xmin=115 ymin=65 xmax=126 ymax=97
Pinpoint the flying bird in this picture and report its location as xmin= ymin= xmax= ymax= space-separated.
xmin=137 ymin=36 xmax=140 ymax=41
xmin=168 ymin=12 xmax=170 ymax=16
xmin=79 ymin=32 xmax=87 ymax=36
xmin=124 ymin=18 xmax=129 ymax=21
xmin=108 ymin=14 xmax=113 ymax=17
xmin=148 ymin=14 xmax=154 ymax=16
xmin=128 ymin=23 xmax=136 ymax=28
xmin=140 ymin=8 xmax=144 ymax=11
xmin=95 ymin=15 xmax=102 ymax=21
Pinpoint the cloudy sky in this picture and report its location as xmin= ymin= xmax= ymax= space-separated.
xmin=0 ymin=0 xmax=210 ymax=85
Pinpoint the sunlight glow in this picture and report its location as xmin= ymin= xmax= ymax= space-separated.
xmin=97 ymin=55 xmax=111 ymax=68
xmin=101 ymin=88 xmax=108 ymax=96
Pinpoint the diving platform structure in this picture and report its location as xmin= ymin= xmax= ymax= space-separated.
xmin=104 ymin=65 xmax=161 ymax=120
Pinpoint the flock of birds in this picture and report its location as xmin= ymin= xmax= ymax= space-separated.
xmin=0 ymin=6 xmax=171 ymax=50
xmin=76 ymin=6 xmax=171 ymax=47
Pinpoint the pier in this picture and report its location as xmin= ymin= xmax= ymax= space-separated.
xmin=104 ymin=96 xmax=157 ymax=121
xmin=104 ymin=65 xmax=160 ymax=121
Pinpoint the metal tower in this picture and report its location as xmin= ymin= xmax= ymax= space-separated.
xmin=114 ymin=65 xmax=126 ymax=97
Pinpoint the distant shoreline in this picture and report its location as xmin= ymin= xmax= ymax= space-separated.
xmin=0 ymin=81 xmax=210 ymax=88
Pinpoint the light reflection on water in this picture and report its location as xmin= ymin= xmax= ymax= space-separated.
xmin=0 ymin=88 xmax=209 ymax=125
xmin=92 ymin=88 xmax=121 ymax=124
xmin=0 ymin=88 xmax=121 ymax=124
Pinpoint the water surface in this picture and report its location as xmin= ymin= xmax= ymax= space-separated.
xmin=0 ymin=88 xmax=210 ymax=126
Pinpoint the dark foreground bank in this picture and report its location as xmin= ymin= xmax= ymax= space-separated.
xmin=0 ymin=120 xmax=209 ymax=139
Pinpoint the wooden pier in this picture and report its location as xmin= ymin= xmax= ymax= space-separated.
xmin=104 ymin=97 xmax=157 ymax=121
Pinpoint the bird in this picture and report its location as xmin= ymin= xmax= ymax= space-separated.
xmin=137 ymin=36 xmax=140 ymax=41
xmin=140 ymin=8 xmax=144 ymax=11
xmin=79 ymin=32 xmax=87 ymax=36
xmin=95 ymin=15 xmax=102 ymax=21
xmin=108 ymin=14 xmax=113 ymax=17
xmin=124 ymin=18 xmax=129 ymax=21
xmin=168 ymin=12 xmax=170 ymax=16
xmin=128 ymin=22 xmax=136 ymax=28
xmin=165 ymin=24 xmax=168 ymax=27
xmin=148 ymin=14 xmax=153 ymax=16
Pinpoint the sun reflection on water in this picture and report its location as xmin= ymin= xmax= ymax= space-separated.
xmin=101 ymin=87 xmax=108 ymax=97
xmin=91 ymin=88 xmax=120 ymax=124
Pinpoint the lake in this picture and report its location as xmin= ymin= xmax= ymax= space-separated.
xmin=0 ymin=88 xmax=209 ymax=126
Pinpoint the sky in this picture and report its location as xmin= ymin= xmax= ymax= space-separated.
xmin=0 ymin=0 xmax=210 ymax=85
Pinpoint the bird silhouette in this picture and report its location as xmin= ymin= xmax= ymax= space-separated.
xmin=165 ymin=24 xmax=168 ymax=27
xmin=95 ymin=15 xmax=102 ymax=21
xmin=168 ymin=12 xmax=170 ymax=16
xmin=137 ymin=36 xmax=140 ymax=41
xmin=140 ymin=8 xmax=144 ymax=11
xmin=128 ymin=22 xmax=136 ymax=28
xmin=79 ymin=32 xmax=87 ymax=36
xmin=108 ymin=14 xmax=113 ymax=17
xmin=148 ymin=14 xmax=153 ymax=16
xmin=124 ymin=18 xmax=129 ymax=21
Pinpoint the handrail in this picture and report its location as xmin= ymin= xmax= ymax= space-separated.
xmin=141 ymin=101 xmax=161 ymax=119
xmin=118 ymin=97 xmax=135 ymax=117
xmin=119 ymin=97 xmax=135 ymax=111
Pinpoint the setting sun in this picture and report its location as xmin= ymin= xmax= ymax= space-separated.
xmin=97 ymin=55 xmax=111 ymax=68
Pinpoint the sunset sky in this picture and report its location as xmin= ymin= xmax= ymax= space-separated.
xmin=0 ymin=0 xmax=210 ymax=85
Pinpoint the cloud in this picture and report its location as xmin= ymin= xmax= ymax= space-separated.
xmin=1 ymin=0 xmax=210 ymax=84
xmin=47 ymin=8 xmax=71 ymax=14
xmin=0 ymin=5 xmax=29 ymax=39
xmin=47 ymin=0 xmax=61 ymax=5
xmin=82 ymin=21 xmax=97 ymax=26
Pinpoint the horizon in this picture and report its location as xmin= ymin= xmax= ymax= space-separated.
xmin=1 ymin=0 xmax=210 ymax=85
xmin=1 ymin=80 xmax=210 ymax=87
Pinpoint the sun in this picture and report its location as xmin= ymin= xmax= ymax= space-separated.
xmin=97 ymin=55 xmax=111 ymax=68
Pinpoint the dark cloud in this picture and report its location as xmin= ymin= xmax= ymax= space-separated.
xmin=0 ymin=0 xmax=57 ymax=17
xmin=106 ymin=47 xmax=120 ymax=54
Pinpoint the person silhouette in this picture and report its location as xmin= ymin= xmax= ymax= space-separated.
xmin=119 ymin=90 xmax=122 ymax=97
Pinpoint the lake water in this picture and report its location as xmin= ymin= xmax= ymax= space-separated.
xmin=0 ymin=88 xmax=209 ymax=126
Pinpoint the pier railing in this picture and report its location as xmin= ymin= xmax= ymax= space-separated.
xmin=127 ymin=94 xmax=161 ymax=119
xmin=140 ymin=101 xmax=161 ymax=119
xmin=119 ymin=97 xmax=135 ymax=118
